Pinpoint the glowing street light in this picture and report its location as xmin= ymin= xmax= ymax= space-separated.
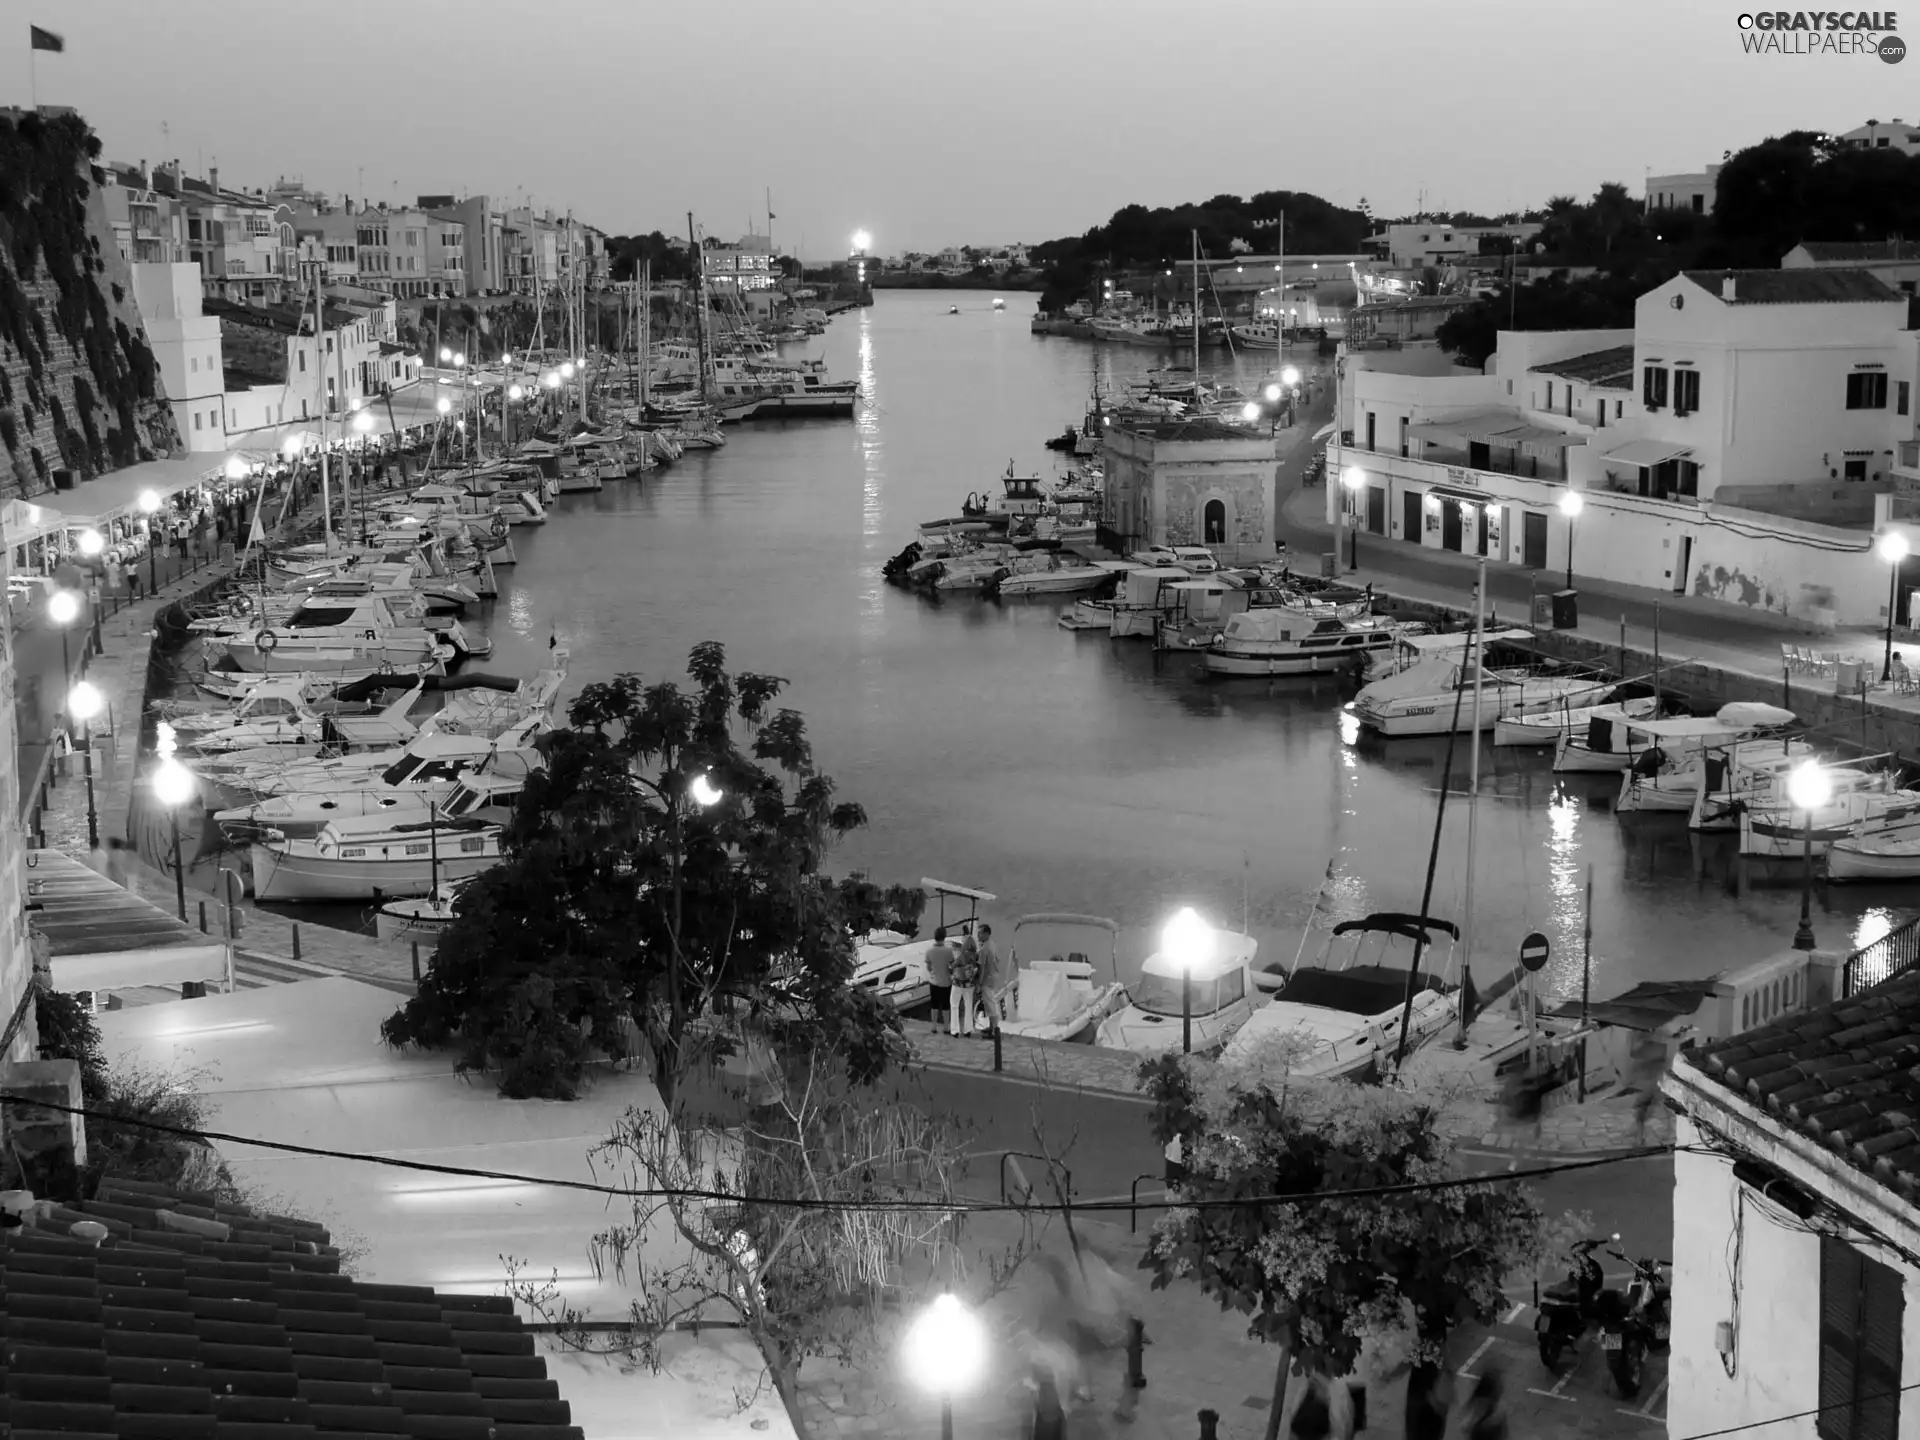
xmin=436 ymin=397 xmax=452 ymax=416
xmin=78 ymin=528 xmax=103 ymax=557
xmin=1264 ymin=383 xmax=1282 ymax=403
xmin=439 ymin=346 xmax=453 ymax=362
xmin=688 ymin=772 xmax=724 ymax=808
xmin=48 ymin=587 xmax=81 ymax=685
xmin=1558 ymin=489 xmax=1584 ymax=590
xmin=1280 ymin=365 xmax=1301 ymax=387
xmin=502 ymin=351 xmax=513 ymax=366
xmin=1241 ymin=402 xmax=1261 ymax=422
xmin=137 ymin=487 xmax=165 ymax=591
xmin=68 ymin=680 xmax=103 ymax=848
xmin=281 ymin=435 xmax=305 ymax=457
xmin=1341 ymin=465 xmax=1368 ymax=572
xmin=1787 ymin=760 xmax=1830 ymax=952
xmin=152 ymin=754 xmax=197 ymax=921
xmin=560 ymin=362 xmax=576 ymax=380
xmin=1161 ymin=906 xmax=1214 ymax=1054
xmin=225 ymin=456 xmax=249 ymax=480
xmin=1878 ymin=531 xmax=1909 ymax=682
xmin=138 ymin=489 xmax=161 ymax=515
xmin=352 ymin=410 xmax=375 ymax=435
xmin=902 ymin=1294 xmax=986 ymax=1440
xmin=453 ymin=351 xmax=466 ymax=368
xmin=543 ymin=371 xmax=561 ymax=390
xmin=851 ymin=229 xmax=872 ymax=255
xmin=508 ymin=384 xmax=524 ymax=401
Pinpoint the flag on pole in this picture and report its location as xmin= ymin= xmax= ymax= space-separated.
xmin=30 ymin=25 xmax=64 ymax=51
xmin=548 ymin=630 xmax=557 ymax=650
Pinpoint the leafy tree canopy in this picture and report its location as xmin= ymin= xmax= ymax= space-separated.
xmin=1711 ymin=130 xmax=1920 ymax=266
xmin=1434 ymin=261 xmax=1682 ymax=369
xmin=607 ymin=231 xmax=696 ymax=284
xmin=383 ymin=643 xmax=905 ymax=1104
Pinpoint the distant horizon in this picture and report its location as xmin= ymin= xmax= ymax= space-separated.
xmin=8 ymin=0 xmax=1912 ymax=255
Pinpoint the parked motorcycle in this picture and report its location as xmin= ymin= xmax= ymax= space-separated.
xmin=1535 ymin=1235 xmax=1615 ymax=1370
xmin=1604 ymin=1247 xmax=1673 ymax=1397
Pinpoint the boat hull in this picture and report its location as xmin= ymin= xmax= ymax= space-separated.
xmin=249 ymin=843 xmax=499 ymax=902
xmin=1828 ymin=841 xmax=1920 ymax=882
xmin=1353 ymin=680 xmax=1614 ymax=737
xmin=1203 ymin=644 xmax=1383 ymax=677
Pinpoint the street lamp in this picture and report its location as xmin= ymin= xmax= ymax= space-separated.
xmin=1879 ymin=531 xmax=1909 ymax=682
xmin=138 ymin=488 xmax=162 ymax=593
xmin=508 ymin=384 xmax=525 ymax=402
xmin=439 ymin=346 xmax=453 ymax=363
xmin=48 ymin=587 xmax=80 ymax=687
xmin=1280 ymin=365 xmax=1301 ymax=387
xmin=902 ymin=1294 xmax=986 ymax=1440
xmin=560 ymin=361 xmax=576 ymax=381
xmin=1161 ymin=906 xmax=1214 ymax=1054
xmin=453 ymin=351 xmax=466 ymax=368
xmin=1558 ymin=489 xmax=1584 ymax=591
xmin=67 ymin=680 xmax=102 ymax=849
xmin=78 ymin=528 xmax=103 ymax=558
xmin=1787 ymin=759 xmax=1830 ymax=953
xmin=543 ymin=371 xmax=561 ymax=391
xmin=1341 ymin=466 xmax=1367 ymax=571
xmin=436 ymin=398 xmax=452 ymax=416
xmin=1264 ymin=383 xmax=1282 ymax=403
xmin=1241 ymin=402 xmax=1261 ymax=423
xmin=152 ymin=746 xmax=197 ymax=922
xmin=224 ymin=456 xmax=248 ymax=481
xmin=688 ymin=772 xmax=724 ymax=807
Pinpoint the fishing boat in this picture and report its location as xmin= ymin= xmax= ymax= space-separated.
xmin=250 ymin=812 xmax=504 ymax=903
xmin=1686 ymin=748 xmax=1889 ymax=833
xmin=1615 ymin=735 xmax=1803 ymax=817
xmin=1093 ymin=929 xmax=1261 ymax=1055
xmin=1828 ymin=817 xmax=1920 ymax=881
xmin=1154 ymin=580 xmax=1236 ymax=652
xmin=1220 ymin=913 xmax=1460 ymax=1080
xmin=1736 ymin=774 xmax=1918 ymax=858
xmin=1494 ymin=692 xmax=1662 ymax=749
xmin=1552 ymin=701 xmax=1793 ymax=775
xmin=1203 ymin=604 xmax=1403 ymax=677
xmin=216 ymin=769 xmax=526 ymax=843
xmin=1107 ymin=566 xmax=1193 ymax=639
xmin=374 ymin=883 xmax=464 ymax=944
xmin=851 ymin=879 xmax=996 ymax=1011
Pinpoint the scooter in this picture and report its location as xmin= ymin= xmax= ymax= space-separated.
xmin=1606 ymin=1247 xmax=1673 ymax=1397
xmin=1534 ymin=1235 xmax=1612 ymax=1369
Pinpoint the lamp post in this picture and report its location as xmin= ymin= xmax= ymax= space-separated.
xmin=1280 ymin=364 xmax=1301 ymax=427
xmin=48 ymin=587 xmax=80 ymax=689
xmin=138 ymin=488 xmax=162 ymax=593
xmin=1558 ymin=489 xmax=1583 ymax=591
xmin=1787 ymin=759 xmax=1829 ymax=952
xmin=152 ymin=744 xmax=197 ymax=922
xmin=903 ymin=1293 xmax=986 ymax=1440
xmin=1162 ymin=906 xmax=1214 ymax=1055
xmin=68 ymin=680 xmax=103 ymax=849
xmin=1878 ymin=531 xmax=1909 ymax=682
xmin=1341 ymin=466 xmax=1366 ymax=572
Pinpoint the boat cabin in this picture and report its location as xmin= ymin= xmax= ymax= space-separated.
xmin=1094 ymin=930 xmax=1260 ymax=1054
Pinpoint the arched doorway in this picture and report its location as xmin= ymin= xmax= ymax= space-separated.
xmin=1203 ymin=499 xmax=1226 ymax=544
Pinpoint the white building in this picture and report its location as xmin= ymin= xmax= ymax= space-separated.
xmin=1838 ymin=116 xmax=1920 ymax=154
xmin=1660 ymin=954 xmax=1920 ymax=1440
xmin=129 ymin=261 xmax=227 ymax=451
xmin=1783 ymin=242 xmax=1920 ymax=298
xmin=1331 ymin=268 xmax=1920 ymax=625
xmin=1645 ymin=165 xmax=1722 ymax=215
xmin=1360 ymin=222 xmax=1542 ymax=272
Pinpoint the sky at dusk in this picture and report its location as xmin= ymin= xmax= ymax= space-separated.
xmin=10 ymin=0 xmax=1916 ymax=256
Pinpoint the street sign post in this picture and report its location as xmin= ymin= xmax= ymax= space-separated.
xmin=1519 ymin=931 xmax=1550 ymax=1072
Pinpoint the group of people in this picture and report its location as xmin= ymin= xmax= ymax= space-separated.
xmin=923 ymin=921 xmax=1013 ymax=1038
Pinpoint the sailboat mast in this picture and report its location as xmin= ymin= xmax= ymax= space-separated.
xmin=688 ymin=212 xmax=710 ymax=403
xmin=1277 ymin=208 xmax=1286 ymax=350
xmin=641 ymin=260 xmax=652 ymax=409
xmin=1456 ymin=559 xmax=1488 ymax=1045
xmin=312 ymin=267 xmax=332 ymax=550
xmin=1190 ymin=229 xmax=1200 ymax=376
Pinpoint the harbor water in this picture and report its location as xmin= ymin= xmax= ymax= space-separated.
xmin=275 ymin=292 xmax=1909 ymax=998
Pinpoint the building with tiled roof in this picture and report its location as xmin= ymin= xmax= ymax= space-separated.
xmin=1526 ymin=345 xmax=1635 ymax=390
xmin=1783 ymin=241 xmax=1920 ymax=300
xmin=0 ymin=1174 xmax=584 ymax=1438
xmin=1660 ymin=959 xmax=1920 ymax=1440
xmin=1677 ymin=268 xmax=1901 ymax=306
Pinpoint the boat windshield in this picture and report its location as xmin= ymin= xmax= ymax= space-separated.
xmin=1132 ymin=968 xmax=1245 ymax=1018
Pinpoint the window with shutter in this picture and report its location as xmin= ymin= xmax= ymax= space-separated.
xmin=1818 ymin=1235 xmax=1904 ymax=1440
xmin=1643 ymin=367 xmax=1669 ymax=410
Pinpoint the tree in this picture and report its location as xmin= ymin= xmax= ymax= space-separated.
xmin=1139 ymin=1052 xmax=1551 ymax=1440
xmin=1434 ymin=262 xmax=1681 ymax=369
xmin=506 ymin=1041 xmax=1021 ymax=1440
xmin=383 ymin=643 xmax=904 ymax=1106
xmin=1712 ymin=131 xmax=1920 ymax=266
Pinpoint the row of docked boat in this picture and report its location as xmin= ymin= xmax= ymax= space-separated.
xmin=848 ymin=880 xmax=1485 ymax=1079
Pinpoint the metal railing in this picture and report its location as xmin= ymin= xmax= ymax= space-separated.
xmin=1843 ymin=915 xmax=1920 ymax=998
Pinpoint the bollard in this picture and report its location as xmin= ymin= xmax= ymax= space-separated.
xmin=198 ymin=901 xmax=208 ymax=934
xmin=992 ymin=1021 xmax=1002 ymax=1073
xmin=1126 ymin=1318 xmax=1147 ymax=1389
xmin=411 ymin=941 xmax=421 ymax=983
xmin=1198 ymin=1409 xmax=1220 ymax=1440
xmin=291 ymin=923 xmax=301 ymax=961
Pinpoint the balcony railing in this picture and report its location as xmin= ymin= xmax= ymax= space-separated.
xmin=1842 ymin=915 xmax=1920 ymax=997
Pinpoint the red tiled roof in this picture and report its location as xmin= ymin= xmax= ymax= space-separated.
xmin=0 ymin=1176 xmax=583 ymax=1439
xmin=1527 ymin=345 xmax=1635 ymax=389
xmin=1691 ymin=968 xmax=1920 ymax=1204
xmin=1680 ymin=268 xmax=1901 ymax=305
xmin=1793 ymin=240 xmax=1920 ymax=264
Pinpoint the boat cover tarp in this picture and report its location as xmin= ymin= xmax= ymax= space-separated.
xmin=1276 ymin=964 xmax=1446 ymax=1016
xmin=1354 ymin=656 xmax=1462 ymax=704
xmin=1543 ymin=978 xmax=1719 ymax=1032
xmin=1017 ymin=968 xmax=1076 ymax=1024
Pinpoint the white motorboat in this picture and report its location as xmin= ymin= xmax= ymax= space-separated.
xmin=1552 ymin=701 xmax=1794 ymax=774
xmin=1094 ymin=930 xmax=1260 ymax=1055
xmin=217 ymin=769 xmax=526 ymax=842
xmin=186 ymin=682 xmax=423 ymax=756
xmin=1350 ymin=649 xmax=1614 ymax=738
xmin=991 ymin=558 xmax=1115 ymax=597
xmin=1615 ymin=735 xmax=1802 ymax=817
xmin=1203 ymin=604 xmax=1402 ymax=677
xmin=1221 ymin=913 xmax=1460 ymax=1081
xmin=375 ymin=882 xmax=465 ymax=943
xmin=1107 ymin=566 xmax=1193 ymax=639
xmin=851 ymin=878 xmax=996 ymax=1011
xmin=210 ymin=595 xmax=484 ymax=675
xmin=250 ymin=812 xmax=504 ymax=903
xmin=1495 ymin=693 xmax=1661 ymax=749
xmin=1683 ymin=746 xmax=1877 ymax=832
xmin=985 ymin=913 xmax=1128 ymax=1042
xmin=197 ymin=718 xmax=548 ymax=808
xmin=1357 ymin=626 xmax=1538 ymax=685
xmin=1737 ymin=777 xmax=1917 ymax=859
xmin=161 ymin=676 xmax=382 ymax=733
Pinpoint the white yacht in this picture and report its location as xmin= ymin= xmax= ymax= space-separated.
xmin=991 ymin=558 xmax=1116 ymax=596
xmin=216 ymin=768 xmax=526 ymax=843
xmin=250 ymin=812 xmax=505 ymax=903
xmin=1220 ymin=913 xmax=1460 ymax=1081
xmin=185 ymin=682 xmax=424 ymax=756
xmin=1349 ymin=648 xmax=1614 ymax=737
xmin=1737 ymin=775 xmax=1916 ymax=859
xmin=1094 ymin=931 xmax=1261 ymax=1055
xmin=1494 ymin=693 xmax=1661 ymax=749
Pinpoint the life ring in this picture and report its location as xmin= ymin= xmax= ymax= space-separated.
xmin=490 ymin=516 xmax=509 ymax=539
xmin=257 ymin=629 xmax=279 ymax=652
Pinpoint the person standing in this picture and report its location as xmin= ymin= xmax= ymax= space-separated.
xmin=977 ymin=922 xmax=1013 ymax=1032
xmin=925 ymin=926 xmax=954 ymax=1034
xmin=950 ymin=930 xmax=980 ymax=1038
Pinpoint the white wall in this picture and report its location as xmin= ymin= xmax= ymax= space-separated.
xmin=131 ymin=261 xmax=226 ymax=451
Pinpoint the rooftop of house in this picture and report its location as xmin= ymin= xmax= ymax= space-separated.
xmin=1691 ymin=966 xmax=1920 ymax=1205
xmin=1792 ymin=240 xmax=1920 ymax=264
xmin=0 ymin=1175 xmax=583 ymax=1438
xmin=204 ymin=298 xmax=364 ymax=334
xmin=1112 ymin=415 xmax=1271 ymax=444
xmin=1527 ymin=345 xmax=1636 ymax=389
xmin=1680 ymin=268 xmax=1902 ymax=305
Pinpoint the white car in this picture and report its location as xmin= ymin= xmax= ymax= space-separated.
xmin=1127 ymin=545 xmax=1182 ymax=567
xmin=1171 ymin=546 xmax=1219 ymax=573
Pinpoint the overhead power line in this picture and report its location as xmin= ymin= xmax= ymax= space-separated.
xmin=4 ymin=1089 xmax=1677 ymax=1216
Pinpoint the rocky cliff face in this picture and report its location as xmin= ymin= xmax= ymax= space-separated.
xmin=0 ymin=110 xmax=179 ymax=500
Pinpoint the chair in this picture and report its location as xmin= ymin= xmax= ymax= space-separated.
xmin=1895 ymin=655 xmax=1917 ymax=695
xmin=1781 ymin=642 xmax=1800 ymax=673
